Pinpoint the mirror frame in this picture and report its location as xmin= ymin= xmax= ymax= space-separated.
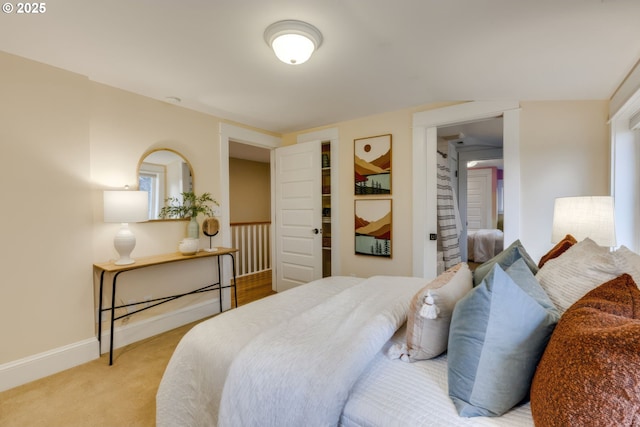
xmin=137 ymin=148 xmax=195 ymax=221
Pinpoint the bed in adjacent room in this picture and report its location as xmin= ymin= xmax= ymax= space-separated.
xmin=157 ymin=237 xmax=640 ymax=427
xmin=467 ymin=229 xmax=503 ymax=262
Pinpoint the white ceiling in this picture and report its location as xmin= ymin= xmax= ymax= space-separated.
xmin=1 ymin=0 xmax=640 ymax=135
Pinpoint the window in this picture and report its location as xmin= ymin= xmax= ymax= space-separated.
xmin=139 ymin=163 xmax=166 ymax=219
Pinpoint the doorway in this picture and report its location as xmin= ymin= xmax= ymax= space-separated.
xmin=220 ymin=123 xmax=280 ymax=298
xmin=438 ymin=118 xmax=504 ymax=263
xmin=228 ymin=140 xmax=272 ymax=277
xmin=412 ymin=101 xmax=520 ymax=279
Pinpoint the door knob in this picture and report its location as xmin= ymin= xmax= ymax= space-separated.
xmin=313 ymin=228 xmax=321 ymax=234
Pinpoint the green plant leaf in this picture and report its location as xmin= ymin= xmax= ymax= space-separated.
xmin=159 ymin=192 xmax=219 ymax=219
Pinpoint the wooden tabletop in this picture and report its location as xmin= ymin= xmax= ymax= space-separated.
xmin=94 ymin=247 xmax=238 ymax=273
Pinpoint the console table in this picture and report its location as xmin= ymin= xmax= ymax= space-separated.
xmin=94 ymin=247 xmax=238 ymax=365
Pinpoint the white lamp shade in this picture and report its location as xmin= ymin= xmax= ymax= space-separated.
xmin=264 ymin=20 xmax=323 ymax=65
xmin=552 ymin=196 xmax=617 ymax=247
xmin=104 ymin=191 xmax=149 ymax=223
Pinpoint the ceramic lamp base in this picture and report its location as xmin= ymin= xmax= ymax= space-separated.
xmin=114 ymin=223 xmax=136 ymax=265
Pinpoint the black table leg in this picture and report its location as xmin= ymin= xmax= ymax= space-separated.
xmin=98 ymin=270 xmax=105 ymax=349
xmin=228 ymin=253 xmax=238 ymax=308
xmin=217 ymin=256 xmax=223 ymax=312
xmin=109 ymin=271 xmax=123 ymax=365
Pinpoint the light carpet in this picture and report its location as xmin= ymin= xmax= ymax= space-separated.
xmin=0 ymin=320 xmax=196 ymax=427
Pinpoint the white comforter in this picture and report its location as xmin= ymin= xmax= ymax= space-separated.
xmin=156 ymin=276 xmax=367 ymax=427
xmin=218 ymin=276 xmax=425 ymax=426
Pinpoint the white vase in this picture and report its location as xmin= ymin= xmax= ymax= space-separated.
xmin=179 ymin=238 xmax=199 ymax=255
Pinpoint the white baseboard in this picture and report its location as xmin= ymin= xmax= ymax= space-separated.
xmin=0 ymin=338 xmax=97 ymax=392
xmin=98 ymin=298 xmax=220 ymax=354
xmin=0 ymin=298 xmax=220 ymax=392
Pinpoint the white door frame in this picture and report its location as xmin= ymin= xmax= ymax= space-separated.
xmin=219 ymin=123 xmax=281 ymax=295
xmin=412 ymin=101 xmax=521 ymax=279
xmin=610 ymin=60 xmax=640 ymax=252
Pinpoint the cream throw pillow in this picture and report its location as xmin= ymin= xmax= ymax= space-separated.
xmin=536 ymin=238 xmax=627 ymax=314
xmin=614 ymin=245 xmax=640 ymax=286
xmin=392 ymin=263 xmax=472 ymax=361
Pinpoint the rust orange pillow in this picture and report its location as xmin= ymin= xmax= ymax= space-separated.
xmin=537 ymin=234 xmax=576 ymax=268
xmin=530 ymin=274 xmax=640 ymax=426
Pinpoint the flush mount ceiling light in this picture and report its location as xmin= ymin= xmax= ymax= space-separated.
xmin=264 ymin=20 xmax=323 ymax=65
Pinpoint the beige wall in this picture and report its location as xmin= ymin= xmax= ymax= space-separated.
xmin=519 ymin=100 xmax=610 ymax=259
xmin=319 ymin=110 xmax=416 ymax=277
xmin=90 ymin=81 xmax=223 ymax=259
xmin=0 ymin=52 xmax=94 ymax=363
xmin=229 ymin=158 xmax=271 ymax=223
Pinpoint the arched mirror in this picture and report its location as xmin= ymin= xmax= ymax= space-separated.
xmin=137 ymin=149 xmax=194 ymax=220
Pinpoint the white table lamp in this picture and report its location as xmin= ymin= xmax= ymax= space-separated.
xmin=104 ymin=190 xmax=149 ymax=265
xmin=552 ymin=196 xmax=617 ymax=247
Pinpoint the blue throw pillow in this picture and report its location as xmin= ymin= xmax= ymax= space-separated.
xmin=448 ymin=259 xmax=559 ymax=417
xmin=473 ymin=239 xmax=538 ymax=286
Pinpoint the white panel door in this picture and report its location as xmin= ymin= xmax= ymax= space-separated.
xmin=274 ymin=141 xmax=322 ymax=292
xmin=467 ymin=168 xmax=493 ymax=231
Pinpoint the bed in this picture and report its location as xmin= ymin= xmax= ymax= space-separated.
xmin=157 ymin=237 xmax=640 ymax=427
xmin=467 ymin=229 xmax=503 ymax=262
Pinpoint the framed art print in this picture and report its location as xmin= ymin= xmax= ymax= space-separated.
xmin=354 ymin=134 xmax=391 ymax=195
xmin=355 ymin=199 xmax=392 ymax=257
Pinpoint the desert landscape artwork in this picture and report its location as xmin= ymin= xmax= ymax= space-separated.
xmin=354 ymin=134 xmax=391 ymax=195
xmin=355 ymin=199 xmax=392 ymax=257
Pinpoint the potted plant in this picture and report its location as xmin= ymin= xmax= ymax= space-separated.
xmin=159 ymin=192 xmax=219 ymax=238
